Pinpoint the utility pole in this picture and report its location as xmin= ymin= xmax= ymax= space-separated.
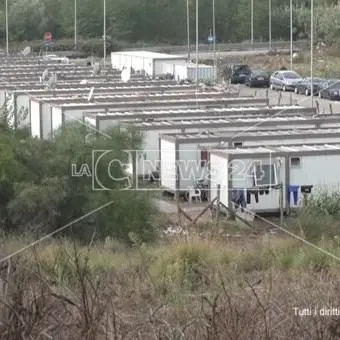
xmin=187 ymin=0 xmax=190 ymax=61
xmin=74 ymin=0 xmax=77 ymax=47
xmin=290 ymin=0 xmax=293 ymax=69
xmin=6 ymin=0 xmax=9 ymax=54
xmin=311 ymin=0 xmax=314 ymax=108
xmin=212 ymin=0 xmax=216 ymax=82
xmin=195 ymin=0 xmax=198 ymax=88
xmin=269 ymin=0 xmax=271 ymax=50
xmin=251 ymin=0 xmax=254 ymax=46
xmin=103 ymin=0 xmax=106 ymax=67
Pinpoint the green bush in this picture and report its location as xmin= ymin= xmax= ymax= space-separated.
xmin=293 ymin=187 xmax=340 ymax=242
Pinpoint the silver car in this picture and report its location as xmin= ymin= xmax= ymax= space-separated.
xmin=270 ymin=70 xmax=301 ymax=91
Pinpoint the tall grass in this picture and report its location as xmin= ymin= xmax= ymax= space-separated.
xmin=1 ymin=187 xmax=340 ymax=338
xmin=0 ymin=233 xmax=339 ymax=339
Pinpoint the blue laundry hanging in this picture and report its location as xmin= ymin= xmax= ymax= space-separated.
xmin=287 ymin=185 xmax=300 ymax=205
xmin=232 ymin=188 xmax=247 ymax=210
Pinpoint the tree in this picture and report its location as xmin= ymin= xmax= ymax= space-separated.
xmin=1 ymin=122 xmax=156 ymax=244
xmin=3 ymin=0 xmax=340 ymax=45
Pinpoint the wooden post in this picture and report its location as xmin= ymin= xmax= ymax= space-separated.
xmin=266 ymin=90 xmax=269 ymax=106
xmin=132 ymin=152 xmax=137 ymax=189
xmin=315 ymin=100 xmax=320 ymax=114
xmin=278 ymin=92 xmax=282 ymax=105
xmin=177 ymin=192 xmax=181 ymax=226
xmin=216 ymin=184 xmax=220 ymax=228
xmin=279 ymin=183 xmax=284 ymax=229
xmin=329 ymin=103 xmax=333 ymax=114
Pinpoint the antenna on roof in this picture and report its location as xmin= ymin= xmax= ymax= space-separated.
xmin=21 ymin=46 xmax=31 ymax=56
xmin=40 ymin=68 xmax=49 ymax=84
xmin=46 ymin=72 xmax=57 ymax=90
xmin=87 ymin=87 xmax=94 ymax=102
xmin=92 ymin=62 xmax=101 ymax=76
xmin=121 ymin=67 xmax=131 ymax=82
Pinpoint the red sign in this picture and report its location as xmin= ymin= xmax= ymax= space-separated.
xmin=44 ymin=32 xmax=52 ymax=42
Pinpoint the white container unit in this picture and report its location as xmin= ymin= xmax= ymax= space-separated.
xmin=31 ymin=89 xmax=218 ymax=138
xmin=110 ymin=51 xmax=187 ymax=76
xmin=119 ymin=121 xmax=225 ymax=178
xmin=84 ymin=105 xmax=316 ymax=134
xmin=172 ymin=63 xmax=216 ymax=81
xmin=159 ymin=126 xmax=340 ymax=195
xmin=210 ymin=144 xmax=340 ymax=214
xmin=35 ymin=96 xmax=267 ymax=138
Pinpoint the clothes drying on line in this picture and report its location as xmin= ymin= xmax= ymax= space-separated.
xmin=287 ymin=185 xmax=300 ymax=205
xmin=287 ymin=185 xmax=314 ymax=205
xmin=247 ymin=189 xmax=259 ymax=204
xmin=246 ymin=185 xmax=282 ymax=204
xmin=301 ymin=185 xmax=313 ymax=194
xmin=259 ymin=185 xmax=270 ymax=195
xmin=231 ymin=188 xmax=246 ymax=211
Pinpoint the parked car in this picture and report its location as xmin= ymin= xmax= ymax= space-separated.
xmin=245 ymin=69 xmax=270 ymax=87
xmin=225 ymin=64 xmax=251 ymax=84
xmin=318 ymin=79 xmax=340 ymax=100
xmin=269 ymin=70 xmax=301 ymax=91
xmin=294 ymin=77 xmax=324 ymax=95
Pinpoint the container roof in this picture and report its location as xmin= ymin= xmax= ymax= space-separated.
xmin=42 ymin=97 xmax=260 ymax=106
xmin=28 ymin=91 xmax=226 ymax=101
xmin=58 ymin=97 xmax=267 ymax=108
xmin=159 ymin=127 xmax=340 ymax=143
xmin=86 ymin=105 xmax=312 ymax=118
xmin=167 ymin=62 xmax=213 ymax=69
xmin=211 ymin=143 xmax=340 ymax=158
xmin=112 ymin=51 xmax=186 ymax=59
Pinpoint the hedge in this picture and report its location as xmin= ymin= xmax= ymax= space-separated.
xmin=9 ymin=38 xmax=121 ymax=57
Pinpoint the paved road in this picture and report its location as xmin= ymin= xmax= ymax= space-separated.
xmin=239 ymin=86 xmax=340 ymax=114
xmin=123 ymin=40 xmax=309 ymax=54
xmin=181 ymin=48 xmax=298 ymax=59
xmin=180 ymin=49 xmax=267 ymax=59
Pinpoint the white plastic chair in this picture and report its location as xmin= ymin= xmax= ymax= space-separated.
xmin=188 ymin=188 xmax=201 ymax=203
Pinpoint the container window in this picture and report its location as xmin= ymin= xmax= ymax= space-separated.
xmin=201 ymin=150 xmax=208 ymax=167
xmin=290 ymin=157 xmax=301 ymax=167
xmin=233 ymin=142 xmax=243 ymax=147
xmin=253 ymin=164 xmax=277 ymax=186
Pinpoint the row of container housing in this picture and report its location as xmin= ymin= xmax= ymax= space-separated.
xmin=110 ymin=51 xmax=216 ymax=81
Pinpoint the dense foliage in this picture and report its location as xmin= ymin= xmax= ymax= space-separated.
xmin=0 ymin=118 xmax=156 ymax=244
xmin=0 ymin=0 xmax=339 ymax=46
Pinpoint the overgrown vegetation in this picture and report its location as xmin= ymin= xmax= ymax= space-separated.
xmin=0 ymin=119 xmax=156 ymax=244
xmin=1 ymin=0 xmax=340 ymax=48
xmin=0 ymin=231 xmax=340 ymax=339
xmin=2 ymin=100 xmax=340 ymax=337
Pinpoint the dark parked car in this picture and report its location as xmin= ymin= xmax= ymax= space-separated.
xmin=225 ymin=64 xmax=251 ymax=84
xmin=318 ymin=79 xmax=340 ymax=100
xmin=270 ymin=70 xmax=301 ymax=91
xmin=245 ymin=69 xmax=270 ymax=87
xmin=294 ymin=77 xmax=324 ymax=95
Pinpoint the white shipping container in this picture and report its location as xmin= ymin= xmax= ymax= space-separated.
xmin=51 ymin=107 xmax=62 ymax=137
xmin=30 ymin=100 xmax=41 ymax=138
xmin=110 ymin=51 xmax=186 ymax=76
xmin=172 ymin=63 xmax=215 ymax=81
xmin=210 ymin=145 xmax=340 ymax=214
xmin=159 ymin=127 xmax=340 ymax=197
